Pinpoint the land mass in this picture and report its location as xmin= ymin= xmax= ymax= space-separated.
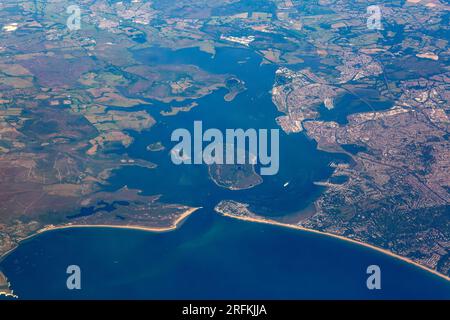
xmin=209 ymin=163 xmax=263 ymax=190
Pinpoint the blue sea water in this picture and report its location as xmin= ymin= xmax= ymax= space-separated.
xmin=1 ymin=210 xmax=450 ymax=299
xmin=1 ymin=46 xmax=449 ymax=299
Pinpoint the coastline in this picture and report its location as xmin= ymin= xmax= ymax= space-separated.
xmin=33 ymin=206 xmax=202 ymax=236
xmin=0 ymin=207 xmax=201 ymax=263
xmin=0 ymin=271 xmax=17 ymax=299
xmin=2 ymin=205 xmax=449 ymax=299
xmin=217 ymin=211 xmax=450 ymax=282
xmin=2 ymin=206 xmax=202 ymax=260
xmin=0 ymin=291 xmax=18 ymax=299
xmin=0 ymin=207 xmax=201 ymax=298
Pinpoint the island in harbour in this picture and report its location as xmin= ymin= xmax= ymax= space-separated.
xmin=209 ymin=163 xmax=263 ymax=190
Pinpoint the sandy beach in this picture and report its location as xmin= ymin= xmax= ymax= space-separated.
xmin=34 ymin=207 xmax=202 ymax=235
xmin=217 ymin=211 xmax=450 ymax=282
xmin=0 ymin=207 xmax=201 ymax=299
xmin=1 ymin=205 xmax=449 ymax=300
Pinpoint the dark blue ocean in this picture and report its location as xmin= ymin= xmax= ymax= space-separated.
xmin=1 ymin=47 xmax=449 ymax=299
xmin=1 ymin=210 xmax=450 ymax=299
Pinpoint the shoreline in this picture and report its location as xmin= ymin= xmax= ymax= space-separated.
xmin=33 ymin=206 xmax=202 ymax=236
xmin=217 ymin=211 xmax=450 ymax=282
xmin=2 ymin=206 xmax=449 ymax=299
xmin=0 ymin=291 xmax=18 ymax=299
xmin=1 ymin=206 xmax=202 ymax=262
xmin=0 ymin=207 xmax=201 ymax=298
xmin=0 ymin=271 xmax=17 ymax=299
